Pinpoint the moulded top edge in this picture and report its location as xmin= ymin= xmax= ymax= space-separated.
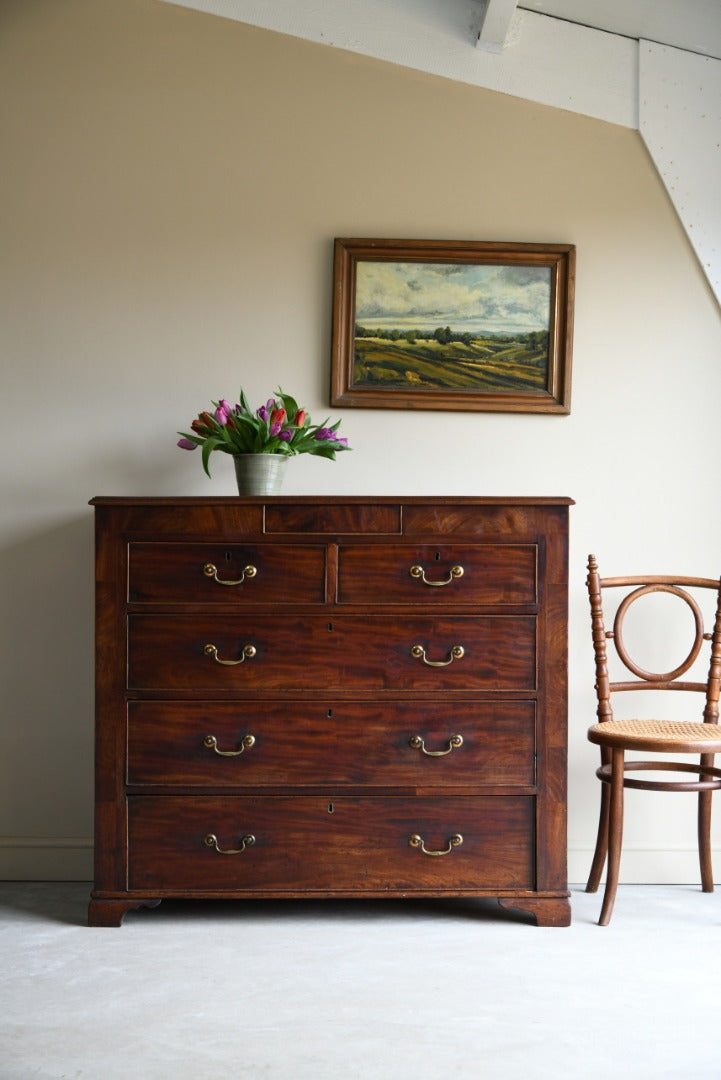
xmin=89 ymin=496 xmax=575 ymax=506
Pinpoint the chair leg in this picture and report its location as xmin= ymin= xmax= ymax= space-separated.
xmin=598 ymin=748 xmax=624 ymax=926
xmin=586 ymin=780 xmax=610 ymax=893
xmin=698 ymin=757 xmax=714 ymax=892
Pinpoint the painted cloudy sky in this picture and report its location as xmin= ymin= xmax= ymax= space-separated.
xmin=355 ymin=260 xmax=551 ymax=335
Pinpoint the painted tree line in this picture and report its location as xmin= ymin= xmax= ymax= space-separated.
xmin=355 ymin=324 xmax=549 ymax=350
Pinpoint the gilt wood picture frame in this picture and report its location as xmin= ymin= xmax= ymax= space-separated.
xmin=330 ymin=238 xmax=575 ymax=413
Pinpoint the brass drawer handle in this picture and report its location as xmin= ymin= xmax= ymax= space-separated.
xmin=409 ymin=564 xmax=464 ymax=587
xmin=203 ymin=734 xmax=256 ymax=756
xmin=203 ymin=562 xmax=257 ymax=586
xmin=204 ymin=833 xmax=255 ymax=855
xmin=409 ymin=734 xmax=463 ymax=757
xmin=409 ymin=833 xmax=463 ymax=857
xmin=203 ymin=643 xmax=257 ymax=665
xmin=410 ymin=644 xmax=464 ymax=667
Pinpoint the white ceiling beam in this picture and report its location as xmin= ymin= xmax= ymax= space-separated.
xmin=160 ymin=0 xmax=637 ymax=128
xmin=475 ymin=0 xmax=519 ymax=52
xmin=639 ymin=41 xmax=721 ymax=307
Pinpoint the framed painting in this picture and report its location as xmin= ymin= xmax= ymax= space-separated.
xmin=330 ymin=238 xmax=575 ymax=413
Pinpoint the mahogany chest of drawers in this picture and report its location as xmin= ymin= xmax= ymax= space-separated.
xmin=88 ymin=496 xmax=571 ymax=926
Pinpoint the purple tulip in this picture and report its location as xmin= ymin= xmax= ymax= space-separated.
xmin=257 ymin=406 xmax=269 ymax=423
xmin=177 ymin=437 xmax=197 ymax=451
xmin=314 ymin=427 xmax=333 ymax=440
xmin=278 ymin=428 xmax=293 ymax=442
xmin=269 ymin=421 xmax=282 ymax=436
xmin=214 ymin=405 xmax=229 ymax=425
xmin=218 ymin=398 xmax=233 ymax=414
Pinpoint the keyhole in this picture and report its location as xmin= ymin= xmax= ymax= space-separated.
xmin=327 ymin=621 xmax=334 ymax=632
xmin=224 ymin=551 xmax=233 ymax=562
xmin=328 ymin=803 xmax=334 ymax=814
xmin=435 ymin=551 xmax=441 ymax=561
xmin=327 ymin=708 xmax=333 ymax=718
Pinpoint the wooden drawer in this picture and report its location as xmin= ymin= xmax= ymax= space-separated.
xmin=127 ymin=795 xmax=535 ymax=891
xmin=127 ymin=614 xmax=537 ymax=691
xmin=264 ymin=502 xmax=401 ymax=534
xmin=126 ymin=700 xmax=536 ymax=788
xmin=337 ymin=544 xmax=537 ymax=606
xmin=128 ymin=543 xmax=326 ymax=604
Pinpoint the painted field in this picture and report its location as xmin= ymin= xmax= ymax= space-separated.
xmin=353 ymin=336 xmax=548 ymax=393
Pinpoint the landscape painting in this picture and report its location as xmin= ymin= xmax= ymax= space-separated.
xmin=330 ymin=239 xmax=575 ymax=413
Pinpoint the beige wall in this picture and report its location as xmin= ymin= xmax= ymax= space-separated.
xmin=2 ymin=0 xmax=721 ymax=881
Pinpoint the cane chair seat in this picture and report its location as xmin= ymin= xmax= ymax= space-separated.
xmin=588 ymin=719 xmax=721 ymax=753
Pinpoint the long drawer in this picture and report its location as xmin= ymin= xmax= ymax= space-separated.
xmin=126 ymin=700 xmax=536 ymax=788
xmin=127 ymin=796 xmax=535 ymax=891
xmin=336 ymin=544 xmax=537 ymax=606
xmin=127 ymin=614 xmax=537 ymax=690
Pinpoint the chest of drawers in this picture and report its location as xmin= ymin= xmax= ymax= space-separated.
xmin=88 ymin=496 xmax=572 ymax=926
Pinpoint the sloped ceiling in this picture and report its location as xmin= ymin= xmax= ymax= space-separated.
xmin=160 ymin=0 xmax=721 ymax=306
xmin=516 ymin=0 xmax=721 ymax=59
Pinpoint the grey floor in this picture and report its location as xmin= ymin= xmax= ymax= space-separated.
xmin=1 ymin=883 xmax=719 ymax=1079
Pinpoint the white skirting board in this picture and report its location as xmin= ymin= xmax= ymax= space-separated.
xmin=0 ymin=838 xmax=93 ymax=881
xmin=567 ymin=846 xmax=721 ymax=886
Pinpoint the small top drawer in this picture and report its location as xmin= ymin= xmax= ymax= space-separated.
xmin=337 ymin=544 xmax=537 ymax=606
xmin=128 ymin=543 xmax=326 ymax=604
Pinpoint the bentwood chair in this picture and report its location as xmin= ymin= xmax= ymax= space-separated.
xmin=585 ymin=554 xmax=721 ymax=925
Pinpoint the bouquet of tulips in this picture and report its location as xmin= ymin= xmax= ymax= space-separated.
xmin=178 ymin=388 xmax=350 ymax=477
